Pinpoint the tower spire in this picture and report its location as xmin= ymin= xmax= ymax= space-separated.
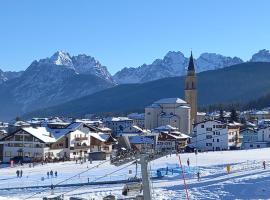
xmin=185 ymin=51 xmax=197 ymax=132
xmin=188 ymin=51 xmax=195 ymax=71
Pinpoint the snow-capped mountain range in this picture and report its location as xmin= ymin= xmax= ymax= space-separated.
xmin=0 ymin=51 xmax=117 ymax=120
xmin=1 ymin=49 xmax=270 ymax=85
xmin=114 ymin=49 xmax=270 ymax=84
xmin=36 ymin=51 xmax=115 ymax=83
xmin=1 ymin=49 xmax=270 ymax=120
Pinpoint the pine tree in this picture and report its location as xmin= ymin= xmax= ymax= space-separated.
xmin=219 ymin=108 xmax=224 ymax=122
xmin=230 ymin=109 xmax=239 ymax=122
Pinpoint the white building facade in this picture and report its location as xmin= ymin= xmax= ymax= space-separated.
xmin=190 ymin=120 xmax=240 ymax=151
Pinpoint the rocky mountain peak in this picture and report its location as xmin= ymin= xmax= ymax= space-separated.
xmin=250 ymin=49 xmax=270 ymax=62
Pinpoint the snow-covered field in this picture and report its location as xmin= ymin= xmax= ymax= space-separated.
xmin=1 ymin=148 xmax=270 ymax=199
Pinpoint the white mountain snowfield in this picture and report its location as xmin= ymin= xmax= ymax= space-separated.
xmin=1 ymin=148 xmax=270 ymax=199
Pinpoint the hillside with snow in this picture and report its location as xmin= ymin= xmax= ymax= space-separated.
xmin=1 ymin=148 xmax=270 ymax=199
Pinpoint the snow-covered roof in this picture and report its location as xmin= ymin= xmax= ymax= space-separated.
xmin=154 ymin=98 xmax=187 ymax=104
xmin=104 ymin=117 xmax=132 ymax=122
xmin=197 ymin=112 xmax=206 ymax=116
xmin=168 ymin=133 xmax=190 ymax=139
xmin=89 ymin=132 xmax=107 ymax=142
xmin=127 ymin=113 xmax=145 ymax=120
xmin=180 ymin=105 xmax=190 ymax=109
xmin=129 ymin=136 xmax=154 ymax=144
xmin=75 ymin=119 xmax=103 ymax=124
xmin=155 ymin=125 xmax=178 ymax=131
xmin=97 ymin=127 xmax=111 ymax=132
xmin=228 ymin=122 xmax=242 ymax=126
xmin=13 ymin=121 xmax=30 ymax=127
xmin=22 ymin=127 xmax=56 ymax=143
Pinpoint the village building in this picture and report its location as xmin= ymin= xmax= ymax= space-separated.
xmin=127 ymin=113 xmax=145 ymax=129
xmin=241 ymin=110 xmax=270 ymax=122
xmin=103 ymin=117 xmax=133 ymax=136
xmin=0 ymin=127 xmax=56 ymax=163
xmin=190 ymin=120 xmax=241 ymax=151
xmin=153 ymin=125 xmax=190 ymax=152
xmin=48 ymin=122 xmax=115 ymax=160
xmin=0 ymin=121 xmax=116 ymax=163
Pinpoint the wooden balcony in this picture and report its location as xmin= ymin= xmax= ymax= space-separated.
xmin=75 ymin=137 xmax=88 ymax=141
xmin=74 ymin=145 xmax=90 ymax=149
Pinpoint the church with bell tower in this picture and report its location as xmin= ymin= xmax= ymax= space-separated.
xmin=185 ymin=52 xmax=197 ymax=128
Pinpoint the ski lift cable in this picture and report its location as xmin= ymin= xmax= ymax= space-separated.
xmin=60 ymin=161 xmax=135 ymax=196
xmin=23 ymin=157 xmax=117 ymax=200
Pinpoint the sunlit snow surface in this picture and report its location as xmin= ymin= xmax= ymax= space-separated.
xmin=1 ymin=148 xmax=270 ymax=199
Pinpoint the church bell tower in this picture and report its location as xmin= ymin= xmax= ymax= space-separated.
xmin=185 ymin=52 xmax=197 ymax=129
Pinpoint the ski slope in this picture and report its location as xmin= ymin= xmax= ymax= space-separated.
xmin=1 ymin=148 xmax=270 ymax=199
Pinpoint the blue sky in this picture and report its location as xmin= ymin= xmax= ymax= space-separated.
xmin=0 ymin=0 xmax=269 ymax=74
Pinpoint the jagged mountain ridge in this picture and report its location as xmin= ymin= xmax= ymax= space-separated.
xmin=113 ymin=51 xmax=244 ymax=84
xmin=0 ymin=69 xmax=23 ymax=84
xmin=113 ymin=49 xmax=270 ymax=84
xmin=2 ymin=49 xmax=270 ymax=85
xmin=250 ymin=49 xmax=270 ymax=62
xmin=0 ymin=51 xmax=116 ymax=120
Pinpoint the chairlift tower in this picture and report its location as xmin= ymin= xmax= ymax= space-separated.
xmin=139 ymin=154 xmax=152 ymax=200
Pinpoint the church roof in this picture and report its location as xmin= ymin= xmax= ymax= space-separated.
xmin=154 ymin=97 xmax=187 ymax=104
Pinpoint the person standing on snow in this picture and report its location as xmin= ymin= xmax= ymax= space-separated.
xmin=197 ymin=171 xmax=201 ymax=181
xmin=187 ymin=158 xmax=190 ymax=167
xmin=263 ymin=161 xmax=266 ymax=169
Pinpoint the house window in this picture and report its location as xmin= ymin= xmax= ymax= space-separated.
xmin=213 ymin=125 xmax=216 ymax=128
xmin=206 ymin=135 xmax=212 ymax=139
xmin=217 ymin=139 xmax=219 ymax=142
xmin=5 ymin=151 xmax=11 ymax=157
xmin=206 ymin=128 xmax=212 ymax=131
xmin=206 ymin=143 xmax=212 ymax=146
xmin=257 ymin=145 xmax=260 ymax=148
xmin=201 ymin=125 xmax=204 ymax=128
